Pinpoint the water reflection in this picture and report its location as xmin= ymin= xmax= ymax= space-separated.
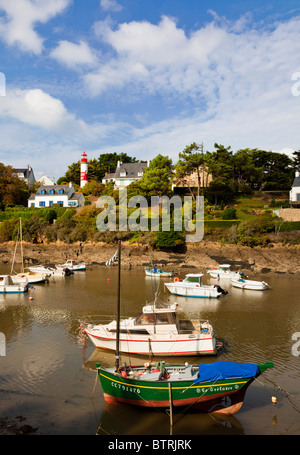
xmin=96 ymin=403 xmax=245 ymax=435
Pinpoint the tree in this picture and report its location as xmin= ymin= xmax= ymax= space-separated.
xmin=175 ymin=142 xmax=207 ymax=201
xmin=0 ymin=163 xmax=30 ymax=207
xmin=139 ymin=154 xmax=174 ymax=197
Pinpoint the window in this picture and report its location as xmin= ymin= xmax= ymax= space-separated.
xmin=68 ymin=201 xmax=77 ymax=207
xmin=138 ymin=171 xmax=143 ymax=176
xmin=30 ymin=203 xmax=35 ymax=207
xmin=49 ymin=201 xmax=53 ymax=207
xmin=58 ymin=189 xmax=64 ymax=194
xmin=39 ymin=201 xmax=45 ymax=207
xmin=49 ymin=189 xmax=55 ymax=194
xmin=57 ymin=201 xmax=64 ymax=206
xmin=40 ymin=189 xmax=46 ymax=195
xmin=120 ymin=172 xmax=126 ymax=177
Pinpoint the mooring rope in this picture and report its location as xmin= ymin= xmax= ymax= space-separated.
xmin=254 ymin=376 xmax=300 ymax=414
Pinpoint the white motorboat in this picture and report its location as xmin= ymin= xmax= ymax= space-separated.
xmin=56 ymin=259 xmax=86 ymax=271
xmin=0 ymin=275 xmax=28 ymax=294
xmin=164 ymin=274 xmax=228 ymax=299
xmin=231 ymin=277 xmax=270 ymax=291
xmin=28 ymin=266 xmax=69 ymax=277
xmin=208 ymin=264 xmax=244 ymax=280
xmin=11 ymin=271 xmax=50 ymax=284
xmin=145 ymin=268 xmax=173 ymax=277
xmin=84 ymin=302 xmax=221 ymax=356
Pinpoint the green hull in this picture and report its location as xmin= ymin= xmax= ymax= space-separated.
xmin=97 ymin=362 xmax=273 ymax=415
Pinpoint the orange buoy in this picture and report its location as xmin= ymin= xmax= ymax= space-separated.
xmin=174 ymin=277 xmax=179 ymax=282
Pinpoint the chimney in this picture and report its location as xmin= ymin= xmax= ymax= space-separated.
xmin=69 ymin=181 xmax=72 ymax=188
xmin=296 ymin=171 xmax=300 ymax=178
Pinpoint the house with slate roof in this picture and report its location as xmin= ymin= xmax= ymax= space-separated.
xmin=14 ymin=166 xmax=36 ymax=185
xmin=290 ymin=171 xmax=300 ymax=207
xmin=28 ymin=182 xmax=85 ymax=208
xmin=102 ymin=161 xmax=149 ymax=189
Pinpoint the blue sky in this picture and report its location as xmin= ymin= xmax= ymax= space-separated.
xmin=0 ymin=0 xmax=300 ymax=181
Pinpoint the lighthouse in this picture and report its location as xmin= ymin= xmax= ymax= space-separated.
xmin=80 ymin=151 xmax=88 ymax=188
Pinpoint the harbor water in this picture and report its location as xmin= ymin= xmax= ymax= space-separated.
xmin=0 ymin=264 xmax=299 ymax=435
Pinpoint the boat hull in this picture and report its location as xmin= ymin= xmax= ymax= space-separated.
xmin=231 ymin=279 xmax=269 ymax=290
xmin=97 ymin=367 xmax=254 ymax=415
xmin=0 ymin=285 xmax=28 ymax=294
xmin=85 ymin=329 xmax=217 ymax=356
xmin=165 ymin=283 xmax=221 ymax=298
xmin=145 ymin=270 xmax=173 ymax=277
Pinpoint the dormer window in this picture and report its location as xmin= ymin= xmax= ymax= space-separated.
xmin=120 ymin=172 xmax=126 ymax=177
xmin=49 ymin=189 xmax=55 ymax=194
xmin=40 ymin=189 xmax=46 ymax=195
xmin=58 ymin=189 xmax=64 ymax=194
xmin=138 ymin=172 xmax=143 ymax=176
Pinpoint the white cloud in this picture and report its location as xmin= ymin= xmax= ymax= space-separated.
xmin=100 ymin=0 xmax=122 ymax=13
xmin=50 ymin=40 xmax=98 ymax=68
xmin=0 ymin=0 xmax=70 ymax=54
xmin=0 ymin=88 xmax=77 ymax=130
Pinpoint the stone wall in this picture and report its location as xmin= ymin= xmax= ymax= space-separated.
xmin=278 ymin=208 xmax=300 ymax=221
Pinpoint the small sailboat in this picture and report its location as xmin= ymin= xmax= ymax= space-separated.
xmin=10 ymin=218 xmax=49 ymax=284
xmin=55 ymin=259 xmax=86 ymax=271
xmin=0 ymin=275 xmax=28 ymax=294
xmin=95 ymin=241 xmax=274 ymax=416
xmin=208 ymin=264 xmax=244 ymax=280
xmin=231 ymin=277 xmax=270 ymax=291
xmin=164 ymin=274 xmax=228 ymax=299
xmin=145 ymin=267 xmax=173 ymax=277
xmin=85 ymin=301 xmax=220 ymax=356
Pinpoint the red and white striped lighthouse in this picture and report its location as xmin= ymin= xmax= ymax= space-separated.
xmin=80 ymin=151 xmax=88 ymax=188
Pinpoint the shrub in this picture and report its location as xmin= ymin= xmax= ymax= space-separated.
xmin=221 ymin=207 xmax=237 ymax=220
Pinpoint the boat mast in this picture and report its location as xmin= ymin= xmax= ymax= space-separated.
xmin=115 ymin=239 xmax=121 ymax=372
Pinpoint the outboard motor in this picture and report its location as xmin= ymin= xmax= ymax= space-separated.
xmin=63 ymin=267 xmax=73 ymax=276
xmin=214 ymin=284 xmax=228 ymax=295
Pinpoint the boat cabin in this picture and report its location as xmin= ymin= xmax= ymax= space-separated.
xmin=135 ymin=304 xmax=177 ymax=327
xmin=183 ymin=274 xmax=204 ymax=285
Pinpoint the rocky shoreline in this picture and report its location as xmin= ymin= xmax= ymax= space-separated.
xmin=0 ymin=240 xmax=299 ymax=275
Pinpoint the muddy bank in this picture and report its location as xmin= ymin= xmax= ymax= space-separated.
xmin=0 ymin=240 xmax=299 ymax=275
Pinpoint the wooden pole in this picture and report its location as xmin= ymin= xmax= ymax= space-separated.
xmin=168 ymin=382 xmax=173 ymax=429
xmin=115 ymin=240 xmax=121 ymax=372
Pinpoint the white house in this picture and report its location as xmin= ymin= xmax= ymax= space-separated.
xmin=102 ymin=161 xmax=149 ymax=189
xmin=28 ymin=182 xmax=85 ymax=208
xmin=36 ymin=174 xmax=55 ymax=186
xmin=289 ymin=171 xmax=300 ymax=207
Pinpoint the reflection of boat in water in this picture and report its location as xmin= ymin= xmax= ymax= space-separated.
xmin=96 ymin=403 xmax=245 ymax=435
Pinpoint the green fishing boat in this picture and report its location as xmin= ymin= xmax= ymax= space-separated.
xmin=96 ymin=241 xmax=274 ymax=416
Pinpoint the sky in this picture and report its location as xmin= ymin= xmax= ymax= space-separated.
xmin=0 ymin=0 xmax=300 ymax=182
